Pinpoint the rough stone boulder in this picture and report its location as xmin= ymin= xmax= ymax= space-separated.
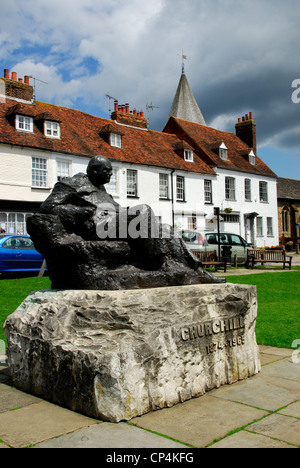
xmin=4 ymin=283 xmax=261 ymax=422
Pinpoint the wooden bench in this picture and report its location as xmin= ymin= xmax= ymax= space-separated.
xmin=192 ymin=250 xmax=227 ymax=272
xmin=247 ymin=249 xmax=292 ymax=270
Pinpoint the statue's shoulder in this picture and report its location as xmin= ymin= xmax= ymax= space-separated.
xmin=58 ymin=173 xmax=89 ymax=191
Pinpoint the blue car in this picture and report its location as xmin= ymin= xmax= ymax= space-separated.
xmin=0 ymin=234 xmax=45 ymax=275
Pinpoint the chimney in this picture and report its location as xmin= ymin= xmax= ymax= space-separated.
xmin=1 ymin=68 xmax=34 ymax=102
xmin=111 ymin=102 xmax=148 ymax=129
xmin=235 ymin=112 xmax=256 ymax=154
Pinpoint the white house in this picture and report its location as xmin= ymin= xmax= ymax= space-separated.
xmin=0 ymin=67 xmax=278 ymax=248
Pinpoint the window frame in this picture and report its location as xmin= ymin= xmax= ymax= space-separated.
xmin=32 ymin=157 xmax=49 ymax=189
xmin=159 ymin=173 xmax=169 ymax=199
xmin=110 ymin=133 xmax=122 ymax=149
xmin=176 ymin=175 xmax=185 ymax=202
xmin=225 ymin=177 xmax=236 ymax=201
xmin=127 ymin=169 xmax=138 ymax=197
xmin=267 ymin=217 xmax=274 ymax=237
xmin=184 ymin=150 xmax=194 ymax=162
xmin=259 ymin=181 xmax=268 ymax=203
xmin=45 ymin=121 xmax=61 ymax=139
xmin=204 ymin=179 xmax=213 ymax=204
xmin=256 ymin=216 xmax=263 ymax=237
xmin=16 ymin=114 xmax=33 ymax=133
xmin=56 ymin=160 xmax=71 ymax=182
xmin=245 ymin=178 xmax=251 ymax=201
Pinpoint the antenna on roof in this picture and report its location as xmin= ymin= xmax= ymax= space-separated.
xmin=106 ymin=94 xmax=117 ymax=114
xmin=146 ymin=102 xmax=160 ymax=112
xmin=28 ymin=76 xmax=48 ymax=100
xmin=177 ymin=50 xmax=187 ymax=73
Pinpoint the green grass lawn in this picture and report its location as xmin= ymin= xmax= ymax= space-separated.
xmin=0 ymin=272 xmax=299 ymax=349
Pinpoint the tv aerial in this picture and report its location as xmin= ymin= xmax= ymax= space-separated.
xmin=146 ymin=102 xmax=160 ymax=112
xmin=106 ymin=94 xmax=118 ymax=114
xmin=28 ymin=76 xmax=48 ymax=100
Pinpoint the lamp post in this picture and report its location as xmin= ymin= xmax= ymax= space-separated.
xmin=214 ymin=207 xmax=221 ymax=258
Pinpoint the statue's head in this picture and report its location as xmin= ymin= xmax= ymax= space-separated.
xmin=87 ymin=156 xmax=113 ymax=187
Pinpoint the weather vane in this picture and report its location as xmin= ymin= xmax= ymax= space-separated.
xmin=177 ymin=50 xmax=187 ymax=73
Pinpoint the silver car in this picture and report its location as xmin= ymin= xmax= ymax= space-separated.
xmin=181 ymin=230 xmax=251 ymax=266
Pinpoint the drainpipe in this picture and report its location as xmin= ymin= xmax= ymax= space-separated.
xmin=171 ymin=169 xmax=175 ymax=230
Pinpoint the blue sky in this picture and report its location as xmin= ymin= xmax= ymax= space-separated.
xmin=1 ymin=0 xmax=299 ymax=180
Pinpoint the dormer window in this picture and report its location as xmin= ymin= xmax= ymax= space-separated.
xmin=110 ymin=133 xmax=122 ymax=148
xmin=219 ymin=142 xmax=228 ymax=160
xmin=248 ymin=150 xmax=255 ymax=165
xmin=45 ymin=121 xmax=60 ymax=139
xmin=16 ymin=114 xmax=33 ymax=133
xmin=184 ymin=149 xmax=194 ymax=162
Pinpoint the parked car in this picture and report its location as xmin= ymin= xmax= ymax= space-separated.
xmin=0 ymin=234 xmax=45 ymax=275
xmin=181 ymin=230 xmax=252 ymax=265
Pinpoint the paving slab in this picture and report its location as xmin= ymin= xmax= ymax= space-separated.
xmin=131 ymin=395 xmax=267 ymax=448
xmin=0 ymin=401 xmax=98 ymax=448
xmin=247 ymin=413 xmax=300 ymax=447
xmin=261 ymin=357 xmax=300 ymax=381
xmin=0 ymin=383 xmax=41 ymax=413
xmin=259 ymin=346 xmax=293 ymax=358
xmin=209 ymin=429 xmax=297 ymax=448
xmin=278 ymin=401 xmax=300 ymax=418
xmin=33 ymin=422 xmax=187 ymax=448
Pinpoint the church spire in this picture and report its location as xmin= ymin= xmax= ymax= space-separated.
xmin=166 ymin=68 xmax=206 ymax=126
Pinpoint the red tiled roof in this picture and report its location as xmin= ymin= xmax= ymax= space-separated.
xmin=0 ymin=99 xmax=215 ymax=175
xmin=164 ymin=117 xmax=277 ymax=178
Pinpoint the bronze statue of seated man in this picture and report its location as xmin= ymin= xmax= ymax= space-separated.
xmin=27 ymin=156 xmax=224 ymax=290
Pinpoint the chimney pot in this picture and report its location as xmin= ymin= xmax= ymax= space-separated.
xmin=133 ymin=109 xmax=137 ymax=115
xmin=249 ymin=111 xmax=253 ymax=120
xmin=238 ymin=118 xmax=241 ymax=123
xmin=18 ymin=78 xmax=23 ymax=83
xmin=125 ymin=103 xmax=129 ymax=114
xmin=245 ymin=114 xmax=249 ymax=121
xmin=242 ymin=116 xmax=245 ymax=122
xmin=114 ymin=100 xmax=118 ymax=112
xmin=4 ymin=69 xmax=9 ymax=79
xmin=24 ymin=76 xmax=30 ymax=85
xmin=12 ymin=71 xmax=17 ymax=81
xmin=140 ymin=111 xmax=144 ymax=118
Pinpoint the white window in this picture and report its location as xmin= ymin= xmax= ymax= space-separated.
xmin=225 ymin=177 xmax=235 ymax=200
xmin=176 ymin=176 xmax=185 ymax=201
xmin=159 ymin=174 xmax=169 ymax=199
xmin=204 ymin=180 xmax=212 ymax=203
xmin=245 ymin=179 xmax=251 ymax=201
xmin=267 ymin=217 xmax=273 ymax=236
xmin=127 ymin=169 xmax=138 ymax=197
xmin=256 ymin=217 xmax=263 ymax=237
xmin=32 ymin=157 xmax=48 ymax=188
xmin=249 ymin=150 xmax=255 ymax=165
xmin=110 ymin=133 xmax=122 ymax=148
xmin=106 ymin=168 xmax=118 ymax=195
xmin=184 ymin=150 xmax=193 ymax=162
xmin=45 ymin=121 xmax=60 ymax=138
xmin=259 ymin=181 xmax=268 ymax=203
xmin=16 ymin=114 xmax=33 ymax=132
xmin=57 ymin=160 xmax=70 ymax=182
xmin=219 ymin=142 xmax=228 ymax=160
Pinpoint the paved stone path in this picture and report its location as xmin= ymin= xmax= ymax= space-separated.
xmin=0 ymin=346 xmax=299 ymax=448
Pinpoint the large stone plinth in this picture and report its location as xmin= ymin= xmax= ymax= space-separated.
xmin=4 ymin=284 xmax=261 ymax=422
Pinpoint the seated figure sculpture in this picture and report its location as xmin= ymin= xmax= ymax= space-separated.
xmin=27 ymin=156 xmax=224 ymax=290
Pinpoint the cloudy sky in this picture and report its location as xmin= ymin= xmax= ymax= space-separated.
xmin=1 ymin=0 xmax=299 ymax=179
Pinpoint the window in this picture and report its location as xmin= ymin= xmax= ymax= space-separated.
xmin=245 ymin=179 xmax=251 ymax=201
xmin=188 ymin=216 xmax=197 ymax=230
xmin=184 ymin=150 xmax=193 ymax=162
xmin=45 ymin=121 xmax=60 ymax=138
xmin=282 ymin=209 xmax=289 ymax=233
xmin=110 ymin=133 xmax=122 ymax=148
xmin=249 ymin=150 xmax=255 ymax=165
xmin=176 ymin=176 xmax=185 ymax=201
xmin=16 ymin=115 xmax=33 ymax=132
xmin=256 ymin=217 xmax=263 ymax=237
xmin=57 ymin=160 xmax=70 ymax=182
xmin=204 ymin=180 xmax=212 ymax=203
xmin=223 ymin=214 xmax=240 ymax=223
xmin=2 ymin=236 xmax=35 ymax=250
xmin=0 ymin=213 xmax=31 ymax=235
xmin=267 ymin=217 xmax=274 ymax=236
xmin=159 ymin=174 xmax=169 ymax=199
xmin=106 ymin=168 xmax=118 ymax=195
xmin=32 ymin=157 xmax=48 ymax=188
xmin=230 ymin=234 xmax=243 ymax=246
xmin=127 ymin=169 xmax=138 ymax=197
xmin=259 ymin=181 xmax=268 ymax=202
xmin=225 ymin=177 xmax=235 ymax=200
xmin=219 ymin=143 xmax=228 ymax=160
